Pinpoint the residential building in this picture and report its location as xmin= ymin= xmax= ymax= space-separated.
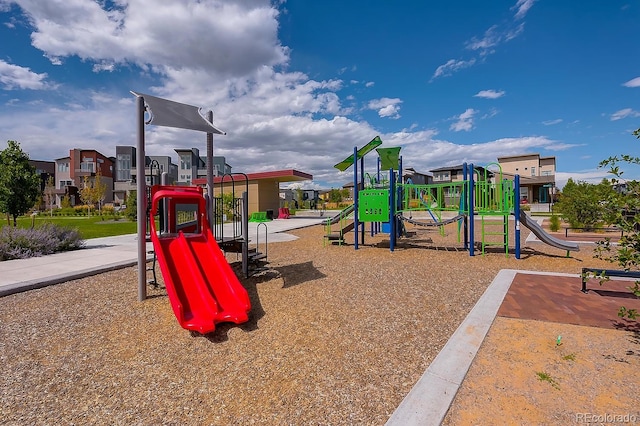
xmin=497 ymin=153 xmax=556 ymax=204
xmin=429 ymin=164 xmax=491 ymax=183
xmin=402 ymin=167 xmax=432 ymax=185
xmin=113 ymin=146 xmax=178 ymax=205
xmin=28 ymin=160 xmax=55 ymax=191
xmin=53 ymin=149 xmax=114 ymax=206
xmin=176 ymin=148 xmax=231 ymax=185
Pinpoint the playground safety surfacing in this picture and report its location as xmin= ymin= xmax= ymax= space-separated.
xmin=441 ymin=271 xmax=640 ymax=425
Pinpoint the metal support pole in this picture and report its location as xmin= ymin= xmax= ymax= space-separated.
xmin=389 ymin=168 xmax=396 ymax=252
xmin=514 ymin=175 xmax=521 ymax=259
xmin=206 ymin=111 xmax=215 ymax=228
xmin=136 ymin=96 xmax=147 ymax=301
xmin=469 ymin=163 xmax=475 ymax=257
xmin=353 ymin=146 xmax=359 ymax=250
xmin=242 ymin=191 xmax=249 ymax=277
xmin=360 ymin=155 xmax=365 ymax=246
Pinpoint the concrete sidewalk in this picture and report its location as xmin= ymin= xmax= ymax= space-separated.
xmin=0 ymin=215 xmax=328 ymax=297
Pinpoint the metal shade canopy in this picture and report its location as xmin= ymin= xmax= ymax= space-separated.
xmin=131 ymin=91 xmax=225 ymax=134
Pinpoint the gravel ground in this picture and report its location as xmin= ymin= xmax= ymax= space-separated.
xmin=0 ymin=220 xmax=613 ymax=425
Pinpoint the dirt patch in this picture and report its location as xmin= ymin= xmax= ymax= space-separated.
xmin=443 ymin=318 xmax=640 ymax=424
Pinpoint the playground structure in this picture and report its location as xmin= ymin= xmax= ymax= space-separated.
xmin=132 ymin=92 xmax=272 ymax=333
xmin=149 ymin=186 xmax=251 ymax=334
xmin=326 ymin=137 xmax=579 ymax=257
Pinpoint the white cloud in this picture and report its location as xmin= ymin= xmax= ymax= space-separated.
xmin=450 ymin=108 xmax=476 ymax=132
xmin=18 ymin=0 xmax=288 ymax=78
xmin=367 ymin=98 xmax=402 ymax=119
xmin=542 ymin=118 xmax=563 ymax=125
xmin=474 ymin=89 xmax=505 ymax=99
xmin=431 ymin=58 xmax=476 ymax=80
xmin=555 ymin=170 xmax=609 ymax=189
xmin=610 ymin=108 xmax=640 ymax=121
xmin=512 ymin=0 xmax=537 ymax=20
xmin=431 ymin=0 xmax=535 ymax=80
xmin=622 ymin=77 xmax=640 ymax=87
xmin=0 ymin=60 xmax=52 ymax=90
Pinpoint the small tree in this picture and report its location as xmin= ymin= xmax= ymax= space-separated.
xmin=124 ymin=190 xmax=137 ymax=221
xmin=93 ymin=169 xmax=107 ymax=217
xmin=593 ymin=128 xmax=640 ymax=319
xmin=61 ymin=193 xmax=71 ymax=209
xmin=43 ymin=175 xmax=56 ymax=216
xmin=0 ymin=140 xmax=41 ymax=226
xmin=79 ymin=175 xmax=95 ymax=217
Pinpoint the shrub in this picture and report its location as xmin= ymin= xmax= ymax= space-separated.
xmin=549 ymin=215 xmax=561 ymax=232
xmin=0 ymin=224 xmax=85 ymax=260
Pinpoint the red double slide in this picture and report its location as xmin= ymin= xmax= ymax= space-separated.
xmin=150 ymin=187 xmax=251 ymax=334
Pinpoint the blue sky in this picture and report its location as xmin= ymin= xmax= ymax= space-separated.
xmin=1 ymin=0 xmax=639 ymax=189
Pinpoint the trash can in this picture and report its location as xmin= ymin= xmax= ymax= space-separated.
xmin=266 ymin=209 xmax=274 ymax=220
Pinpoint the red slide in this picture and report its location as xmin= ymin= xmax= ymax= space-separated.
xmin=149 ymin=186 xmax=251 ymax=334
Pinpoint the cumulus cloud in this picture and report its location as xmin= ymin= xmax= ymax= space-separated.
xmin=0 ymin=60 xmax=52 ymax=90
xmin=610 ymin=108 xmax=640 ymax=121
xmin=367 ymin=98 xmax=402 ymax=119
xmin=450 ymin=109 xmax=476 ymax=132
xmin=17 ymin=0 xmax=288 ymax=78
xmin=474 ymin=89 xmax=505 ymax=99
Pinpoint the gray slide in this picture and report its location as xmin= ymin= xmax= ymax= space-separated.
xmin=519 ymin=211 xmax=579 ymax=252
xmin=326 ymin=204 xmax=355 ymax=225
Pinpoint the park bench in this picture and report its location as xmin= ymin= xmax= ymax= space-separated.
xmin=249 ymin=211 xmax=271 ymax=223
xmin=581 ymin=267 xmax=640 ymax=293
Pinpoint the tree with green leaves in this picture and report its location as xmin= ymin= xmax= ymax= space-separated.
xmin=592 ymin=128 xmax=640 ymax=319
xmin=555 ymin=178 xmax=611 ymax=230
xmin=0 ymin=140 xmax=41 ymax=226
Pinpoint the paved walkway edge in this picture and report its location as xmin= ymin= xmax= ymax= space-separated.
xmin=0 ymin=257 xmax=151 ymax=298
xmin=385 ymin=269 xmax=518 ymax=426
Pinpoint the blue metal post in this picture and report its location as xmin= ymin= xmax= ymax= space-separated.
xmin=360 ymin=156 xmax=365 ymax=245
xmin=353 ymin=146 xmax=359 ymax=250
xmin=462 ymin=163 xmax=468 ymax=250
xmin=469 ymin=163 xmax=475 ymax=256
xmin=389 ymin=168 xmax=396 ymax=252
xmin=514 ymin=174 xmax=521 ymax=259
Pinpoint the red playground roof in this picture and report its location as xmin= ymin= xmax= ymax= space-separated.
xmin=192 ymin=169 xmax=312 ymax=186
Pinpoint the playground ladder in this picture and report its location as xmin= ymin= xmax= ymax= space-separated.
xmin=479 ymin=213 xmax=509 ymax=257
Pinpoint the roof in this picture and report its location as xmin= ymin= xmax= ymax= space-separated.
xmin=497 ymin=153 xmax=540 ymax=161
xmin=192 ymin=169 xmax=312 ymax=186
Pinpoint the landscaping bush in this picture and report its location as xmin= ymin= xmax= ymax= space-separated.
xmin=0 ymin=223 xmax=84 ymax=260
xmin=549 ymin=215 xmax=561 ymax=232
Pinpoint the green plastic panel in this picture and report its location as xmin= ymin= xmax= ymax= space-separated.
xmin=376 ymin=147 xmax=401 ymax=171
xmin=334 ymin=136 xmax=383 ymax=172
xmin=358 ymin=189 xmax=389 ymax=222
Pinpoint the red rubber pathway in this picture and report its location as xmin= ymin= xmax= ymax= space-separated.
xmin=497 ymin=273 xmax=640 ymax=331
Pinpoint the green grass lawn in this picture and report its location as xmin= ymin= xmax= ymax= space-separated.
xmin=1 ymin=215 xmax=138 ymax=239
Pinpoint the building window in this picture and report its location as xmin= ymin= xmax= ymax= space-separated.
xmin=433 ymin=171 xmax=450 ymax=182
xmin=531 ymin=167 xmax=536 ymax=176
xmin=59 ymin=180 xmax=72 ymax=189
xmin=180 ymin=156 xmax=191 ymax=170
xmin=117 ymin=154 xmax=131 ymax=181
xmin=58 ymin=162 xmax=69 ymax=172
xmin=80 ymin=161 xmax=95 ymax=172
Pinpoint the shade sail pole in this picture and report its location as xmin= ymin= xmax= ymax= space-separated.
xmin=136 ymin=96 xmax=147 ymax=301
xmin=206 ymin=111 xmax=214 ymax=225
